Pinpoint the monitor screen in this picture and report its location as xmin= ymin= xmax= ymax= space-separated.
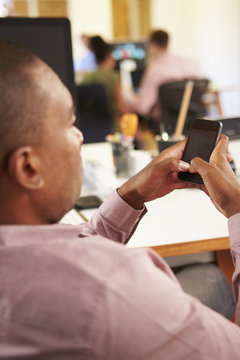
xmin=0 ymin=17 xmax=77 ymax=116
xmin=112 ymin=41 xmax=147 ymax=70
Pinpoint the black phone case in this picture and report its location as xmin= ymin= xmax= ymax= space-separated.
xmin=178 ymin=119 xmax=222 ymax=184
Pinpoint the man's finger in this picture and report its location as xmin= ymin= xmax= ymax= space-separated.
xmin=173 ymin=181 xmax=207 ymax=192
xmin=210 ymin=134 xmax=229 ymax=161
xmin=160 ymin=138 xmax=187 ymax=160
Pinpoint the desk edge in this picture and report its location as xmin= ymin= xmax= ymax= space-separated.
xmin=149 ymin=237 xmax=230 ymax=257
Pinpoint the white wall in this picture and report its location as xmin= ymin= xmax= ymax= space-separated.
xmin=67 ymin=0 xmax=113 ymax=60
xmin=151 ymin=0 xmax=240 ymax=116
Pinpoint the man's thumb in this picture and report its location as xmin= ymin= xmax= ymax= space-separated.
xmin=190 ymin=157 xmax=209 ymax=177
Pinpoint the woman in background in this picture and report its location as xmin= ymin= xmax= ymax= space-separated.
xmin=81 ymin=36 xmax=127 ymax=123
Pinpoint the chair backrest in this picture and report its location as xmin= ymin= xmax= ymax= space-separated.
xmin=211 ymin=117 xmax=240 ymax=140
xmin=158 ymin=79 xmax=209 ymax=136
xmin=77 ymin=84 xmax=113 ymax=143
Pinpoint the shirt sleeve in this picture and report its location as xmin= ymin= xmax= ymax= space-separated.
xmin=93 ymin=247 xmax=240 ymax=360
xmin=137 ymin=67 xmax=161 ymax=113
xmin=228 ymin=212 xmax=240 ymax=324
xmin=78 ymin=190 xmax=146 ymax=244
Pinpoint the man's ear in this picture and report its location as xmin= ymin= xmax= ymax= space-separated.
xmin=7 ymin=146 xmax=45 ymax=190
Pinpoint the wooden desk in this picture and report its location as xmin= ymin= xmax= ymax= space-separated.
xmin=75 ymin=185 xmax=233 ymax=283
xmin=124 ymin=188 xmax=233 ymax=284
xmin=150 ymin=237 xmax=230 ymax=258
xmin=79 ymin=188 xmax=229 ymax=259
xmin=126 ymin=138 xmax=240 ymax=257
xmin=126 ymin=189 xmax=229 ymax=254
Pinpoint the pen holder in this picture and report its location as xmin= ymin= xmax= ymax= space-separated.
xmin=156 ymin=135 xmax=184 ymax=153
xmin=111 ymin=142 xmax=131 ymax=177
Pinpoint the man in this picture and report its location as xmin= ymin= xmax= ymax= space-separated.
xmin=0 ymin=40 xmax=240 ymax=359
xmin=124 ymin=29 xmax=199 ymax=117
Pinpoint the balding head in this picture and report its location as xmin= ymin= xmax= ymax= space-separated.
xmin=0 ymin=40 xmax=49 ymax=169
xmin=0 ymin=40 xmax=84 ymax=225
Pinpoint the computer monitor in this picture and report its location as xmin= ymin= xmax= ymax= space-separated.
xmin=0 ymin=17 xmax=79 ymax=123
xmin=112 ymin=41 xmax=147 ymax=70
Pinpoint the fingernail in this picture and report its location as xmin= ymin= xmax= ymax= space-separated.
xmin=179 ymin=161 xmax=190 ymax=170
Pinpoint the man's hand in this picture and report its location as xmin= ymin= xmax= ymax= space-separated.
xmin=190 ymin=135 xmax=240 ymax=218
xmin=118 ymin=140 xmax=196 ymax=209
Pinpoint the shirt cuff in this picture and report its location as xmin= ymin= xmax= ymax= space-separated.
xmin=228 ymin=212 xmax=240 ymax=249
xmin=99 ymin=190 xmax=147 ymax=233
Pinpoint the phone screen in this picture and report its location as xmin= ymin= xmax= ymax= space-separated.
xmin=178 ymin=119 xmax=222 ymax=184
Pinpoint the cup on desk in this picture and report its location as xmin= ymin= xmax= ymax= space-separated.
xmin=109 ymin=142 xmax=151 ymax=178
xmin=111 ymin=141 xmax=131 ymax=176
xmin=107 ymin=112 xmax=139 ymax=177
xmin=128 ymin=150 xmax=152 ymax=177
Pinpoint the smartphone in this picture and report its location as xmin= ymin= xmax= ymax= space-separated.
xmin=178 ymin=119 xmax=223 ymax=184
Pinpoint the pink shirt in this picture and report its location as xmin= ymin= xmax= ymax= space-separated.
xmin=126 ymin=52 xmax=199 ymax=115
xmin=0 ymin=190 xmax=240 ymax=359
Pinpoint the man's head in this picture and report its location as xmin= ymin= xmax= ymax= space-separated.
xmin=148 ymin=29 xmax=169 ymax=57
xmin=81 ymin=34 xmax=91 ymax=50
xmin=0 ymin=40 xmax=84 ymax=225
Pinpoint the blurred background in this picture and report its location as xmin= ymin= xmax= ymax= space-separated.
xmin=1 ymin=0 xmax=239 ymax=116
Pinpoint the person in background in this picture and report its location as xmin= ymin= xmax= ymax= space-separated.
xmin=74 ymin=34 xmax=97 ymax=76
xmin=124 ymin=29 xmax=199 ymax=120
xmin=81 ymin=35 xmax=127 ymax=123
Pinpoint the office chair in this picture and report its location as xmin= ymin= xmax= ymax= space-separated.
xmin=77 ymin=84 xmax=114 ymax=143
xmin=158 ymin=79 xmax=209 ymax=136
xmin=220 ymin=117 xmax=240 ymax=140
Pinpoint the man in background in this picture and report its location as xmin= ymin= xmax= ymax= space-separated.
xmin=124 ymin=29 xmax=199 ymax=118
